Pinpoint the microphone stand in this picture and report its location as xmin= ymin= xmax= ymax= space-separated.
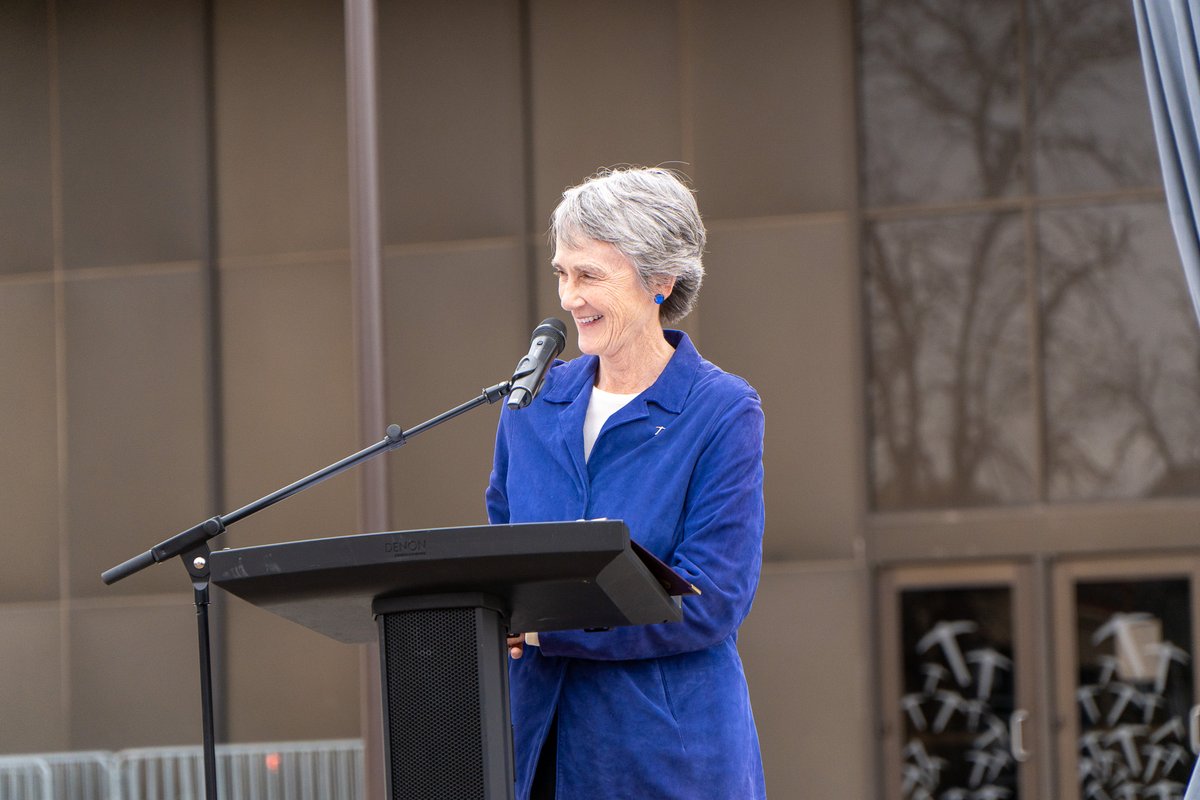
xmin=101 ymin=379 xmax=514 ymax=800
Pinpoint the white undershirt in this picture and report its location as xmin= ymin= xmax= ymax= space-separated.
xmin=583 ymin=386 xmax=638 ymax=462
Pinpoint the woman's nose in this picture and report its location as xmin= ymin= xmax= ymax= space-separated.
xmin=559 ymin=280 xmax=581 ymax=310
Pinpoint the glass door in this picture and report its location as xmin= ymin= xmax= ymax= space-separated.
xmin=1053 ymin=556 xmax=1200 ymax=800
xmin=880 ymin=563 xmax=1040 ymax=800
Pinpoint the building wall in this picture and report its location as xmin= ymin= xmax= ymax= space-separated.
xmin=0 ymin=0 xmax=870 ymax=795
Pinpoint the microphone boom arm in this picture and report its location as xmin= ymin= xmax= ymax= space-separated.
xmin=98 ymin=357 xmax=531 ymax=800
xmin=101 ymin=378 xmax=514 ymax=586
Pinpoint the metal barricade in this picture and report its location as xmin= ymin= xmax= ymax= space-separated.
xmin=220 ymin=741 xmax=362 ymax=800
xmin=0 ymin=755 xmax=53 ymax=800
xmin=39 ymin=752 xmax=117 ymax=800
xmin=114 ymin=740 xmax=362 ymax=800
xmin=114 ymin=748 xmax=201 ymax=800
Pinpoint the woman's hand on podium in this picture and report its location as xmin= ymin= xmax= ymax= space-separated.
xmin=507 ymin=634 xmax=525 ymax=659
xmin=507 ymin=632 xmax=539 ymax=659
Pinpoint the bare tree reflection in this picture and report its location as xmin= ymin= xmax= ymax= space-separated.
xmin=860 ymin=0 xmax=1022 ymax=206
xmin=1032 ymin=0 xmax=1160 ymax=193
xmin=1042 ymin=206 xmax=1200 ymax=500
xmin=861 ymin=0 xmax=1175 ymax=510
xmin=862 ymin=0 xmax=1157 ymax=205
xmin=868 ymin=214 xmax=1033 ymax=509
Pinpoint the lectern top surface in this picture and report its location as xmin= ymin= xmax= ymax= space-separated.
xmin=209 ymin=520 xmax=688 ymax=643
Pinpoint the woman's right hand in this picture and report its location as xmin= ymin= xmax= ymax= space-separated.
xmin=507 ymin=634 xmax=525 ymax=659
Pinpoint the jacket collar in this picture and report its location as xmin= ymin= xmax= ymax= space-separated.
xmin=542 ymin=329 xmax=699 ymax=413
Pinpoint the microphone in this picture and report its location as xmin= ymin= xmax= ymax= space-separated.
xmin=507 ymin=318 xmax=567 ymax=410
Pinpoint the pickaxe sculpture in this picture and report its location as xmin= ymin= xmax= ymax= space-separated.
xmin=1077 ymin=684 xmax=1103 ymax=724
xmin=1142 ymin=779 xmax=1183 ymax=800
xmin=966 ymin=648 xmax=1011 ymax=701
xmin=1107 ymin=682 xmax=1142 ymax=727
xmin=932 ymin=689 xmax=964 ymax=733
xmin=902 ymin=693 xmax=929 ymax=731
xmin=1092 ymin=613 xmax=1154 ymax=679
xmin=1147 ymin=641 xmax=1189 ymax=695
xmin=918 ymin=620 xmax=978 ymax=687
xmin=1105 ymin=724 xmax=1148 ymax=774
xmin=922 ymin=662 xmax=950 ymax=695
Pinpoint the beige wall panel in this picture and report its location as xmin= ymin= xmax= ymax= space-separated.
xmin=219 ymin=261 xmax=359 ymax=548
xmin=214 ymin=0 xmax=349 ymax=258
xmin=530 ymin=0 xmax=684 ymax=228
xmin=378 ymin=1 xmax=525 ymax=244
xmin=701 ymin=217 xmax=862 ymax=560
xmin=58 ymin=0 xmax=207 ymax=270
xmin=0 ymin=1 xmax=53 ymax=275
xmin=738 ymin=564 xmax=871 ymax=799
xmin=223 ymin=597 xmax=361 ymax=742
xmin=64 ymin=270 xmax=212 ymax=598
xmin=689 ymin=0 xmax=855 ymax=219
xmin=68 ymin=598 xmax=200 ymax=749
xmin=0 ymin=282 xmax=60 ymax=603
xmin=0 ymin=605 xmax=65 ymax=753
xmin=383 ymin=241 xmax=527 ymax=531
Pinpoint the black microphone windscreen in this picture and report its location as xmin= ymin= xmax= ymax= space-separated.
xmin=534 ymin=318 xmax=567 ymax=352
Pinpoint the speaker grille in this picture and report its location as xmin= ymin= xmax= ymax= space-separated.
xmin=381 ymin=608 xmax=484 ymax=799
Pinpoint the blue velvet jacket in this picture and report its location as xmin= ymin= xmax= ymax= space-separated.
xmin=486 ymin=330 xmax=767 ymax=799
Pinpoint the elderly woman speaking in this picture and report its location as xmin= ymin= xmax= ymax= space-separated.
xmin=486 ymin=167 xmax=766 ymax=799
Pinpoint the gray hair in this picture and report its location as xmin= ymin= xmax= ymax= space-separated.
xmin=550 ymin=166 xmax=706 ymax=325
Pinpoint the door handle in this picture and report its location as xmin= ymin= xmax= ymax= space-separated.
xmin=1010 ymin=709 xmax=1030 ymax=762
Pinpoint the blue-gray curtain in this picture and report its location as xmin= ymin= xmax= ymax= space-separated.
xmin=1135 ymin=0 xmax=1200 ymax=329
xmin=1135 ymin=3 xmax=1200 ymax=797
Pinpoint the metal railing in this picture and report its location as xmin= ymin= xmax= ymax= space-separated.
xmin=41 ymin=753 xmax=117 ymax=800
xmin=0 ymin=740 xmax=361 ymax=800
xmin=0 ymin=755 xmax=53 ymax=800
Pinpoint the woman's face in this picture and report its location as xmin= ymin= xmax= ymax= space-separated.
xmin=553 ymin=237 xmax=661 ymax=361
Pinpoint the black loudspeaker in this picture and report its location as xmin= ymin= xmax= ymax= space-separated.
xmin=375 ymin=594 xmax=512 ymax=800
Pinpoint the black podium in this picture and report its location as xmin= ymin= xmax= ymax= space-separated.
xmin=208 ymin=520 xmax=694 ymax=800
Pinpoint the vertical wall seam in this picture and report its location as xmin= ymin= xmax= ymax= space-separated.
xmin=201 ymin=0 xmax=228 ymax=745
xmin=518 ymin=0 xmax=539 ymax=322
xmin=676 ymin=0 xmax=698 ymax=341
xmin=1018 ymin=2 xmax=1056 ymax=794
xmin=677 ymin=0 xmax=696 ymax=176
xmin=46 ymin=0 xmax=72 ymax=746
xmin=1018 ymin=0 xmax=1048 ymax=506
xmin=841 ymin=0 xmax=883 ymax=793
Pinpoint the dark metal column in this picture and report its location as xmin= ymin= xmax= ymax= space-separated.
xmin=344 ymin=0 xmax=388 ymax=797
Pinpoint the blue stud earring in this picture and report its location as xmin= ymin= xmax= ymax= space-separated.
xmin=654 ymin=293 xmax=665 ymax=305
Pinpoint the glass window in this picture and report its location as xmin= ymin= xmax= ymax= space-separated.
xmin=859 ymin=0 xmax=1023 ymax=207
xmin=865 ymin=212 xmax=1035 ymax=510
xmin=899 ymin=585 xmax=1021 ymax=798
xmin=859 ymin=0 xmax=1191 ymax=511
xmin=1040 ymin=203 xmax=1200 ymax=500
xmin=1029 ymin=0 xmax=1160 ymax=195
xmin=1072 ymin=578 xmax=1195 ymax=799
